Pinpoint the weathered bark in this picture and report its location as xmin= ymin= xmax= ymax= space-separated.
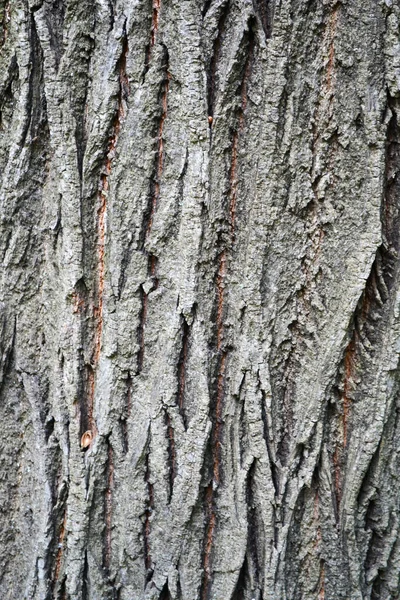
xmin=1 ymin=0 xmax=400 ymax=598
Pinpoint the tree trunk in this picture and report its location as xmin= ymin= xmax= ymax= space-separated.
xmin=1 ymin=0 xmax=400 ymax=598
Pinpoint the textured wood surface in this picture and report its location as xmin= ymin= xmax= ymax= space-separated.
xmin=1 ymin=0 xmax=400 ymax=598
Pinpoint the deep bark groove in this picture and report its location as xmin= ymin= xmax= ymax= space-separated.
xmin=201 ymin=23 xmax=255 ymax=599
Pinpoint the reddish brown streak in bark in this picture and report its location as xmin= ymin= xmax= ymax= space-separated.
xmin=313 ymin=486 xmax=325 ymax=598
xmin=213 ymin=352 xmax=226 ymax=486
xmin=144 ymin=451 xmax=154 ymax=578
xmin=103 ymin=443 xmax=114 ymax=572
xmin=95 ymin=35 xmax=129 ymax=363
xmin=86 ymin=365 xmax=95 ymax=433
xmin=202 ymin=28 xmax=254 ymax=598
xmin=150 ymin=0 xmax=161 ymax=48
xmin=52 ymin=509 xmax=67 ymax=592
xmin=216 ymin=250 xmax=226 ymax=351
xmin=342 ymin=338 xmax=356 ymax=448
xmin=144 ymin=0 xmax=161 ymax=74
xmin=86 ymin=35 xmax=129 ymax=435
xmin=326 ymin=5 xmax=339 ymax=94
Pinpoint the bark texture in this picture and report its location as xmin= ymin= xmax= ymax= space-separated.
xmin=1 ymin=0 xmax=400 ymax=598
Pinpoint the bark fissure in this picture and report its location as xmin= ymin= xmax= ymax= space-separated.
xmin=143 ymin=0 xmax=161 ymax=76
xmin=177 ymin=316 xmax=190 ymax=427
xmin=137 ymin=46 xmax=170 ymax=373
xmin=2 ymin=2 xmax=399 ymax=598
xmin=83 ymin=30 xmax=129 ymax=439
xmin=206 ymin=0 xmax=230 ymax=121
xmin=332 ymin=94 xmax=400 ymax=511
xmin=252 ymin=0 xmax=275 ymax=41
xmin=164 ymin=409 xmax=176 ymax=503
xmin=51 ymin=506 xmax=67 ymax=595
xmin=121 ymin=371 xmax=132 ymax=453
xmin=201 ymin=25 xmax=255 ymax=599
xmin=144 ymin=431 xmax=154 ymax=584
xmin=103 ymin=441 xmax=114 ymax=574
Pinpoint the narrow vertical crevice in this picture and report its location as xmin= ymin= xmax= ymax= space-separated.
xmin=73 ymin=277 xmax=91 ymax=439
xmin=51 ymin=506 xmax=67 ymax=596
xmin=201 ymin=22 xmax=255 ymax=597
xmin=201 ymin=483 xmax=216 ymax=600
xmin=137 ymin=46 xmax=170 ymax=372
xmin=246 ymin=460 xmax=261 ymax=592
xmin=207 ymin=0 xmax=230 ymax=120
xmin=331 ymin=94 xmax=400 ymax=514
xmin=143 ymin=0 xmax=161 ymax=77
xmin=0 ymin=1 xmax=10 ymax=47
xmin=177 ymin=316 xmax=190 ymax=428
xmin=141 ymin=46 xmax=170 ymax=247
xmin=231 ymin=555 xmax=249 ymax=600
xmin=228 ymin=24 xmax=255 ymax=243
xmin=202 ymin=0 xmax=212 ymax=18
xmin=85 ymin=29 xmax=129 ymax=438
xmin=82 ymin=550 xmax=89 ymax=600
xmin=259 ymin=384 xmax=279 ymax=497
xmin=252 ymin=0 xmax=275 ymax=41
xmin=144 ymin=441 xmax=154 ymax=584
xmin=121 ymin=371 xmax=132 ymax=453
xmin=318 ymin=560 xmax=325 ymax=600
xmin=164 ymin=409 xmax=176 ymax=503
xmin=59 ymin=576 xmax=67 ymax=600
xmin=103 ymin=440 xmax=114 ymax=574
xmin=44 ymin=0 xmax=66 ymax=70
xmin=75 ymin=24 xmax=95 ymax=184
xmin=94 ymin=29 xmax=129 ymax=365
xmin=158 ymin=579 xmax=171 ymax=600
xmin=136 ymin=285 xmax=148 ymax=375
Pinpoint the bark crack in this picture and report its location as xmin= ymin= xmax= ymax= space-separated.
xmin=201 ymin=22 xmax=255 ymax=599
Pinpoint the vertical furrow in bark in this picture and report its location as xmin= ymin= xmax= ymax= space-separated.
xmin=273 ymin=2 xmax=339 ymax=470
xmin=82 ymin=29 xmax=129 ymax=439
xmin=142 ymin=0 xmax=160 ymax=80
xmin=177 ymin=316 xmax=190 ymax=427
xmin=207 ymin=0 xmax=230 ymax=121
xmin=333 ymin=95 xmax=400 ymax=513
xmin=137 ymin=44 xmax=170 ymax=373
xmin=137 ymin=285 xmax=149 ymax=374
xmin=201 ymin=23 xmax=255 ymax=599
xmin=246 ymin=460 xmax=261 ymax=595
xmin=82 ymin=550 xmax=89 ymax=600
xmin=52 ymin=507 xmax=67 ymax=596
xmin=103 ymin=441 xmax=114 ymax=574
xmin=121 ymin=371 xmax=132 ymax=453
xmin=0 ymin=1 xmax=10 ymax=48
xmin=164 ymin=409 xmax=176 ymax=503
xmin=144 ymin=441 xmax=155 ymax=583
xmin=158 ymin=579 xmax=172 ymax=600
xmin=252 ymin=0 xmax=274 ymax=41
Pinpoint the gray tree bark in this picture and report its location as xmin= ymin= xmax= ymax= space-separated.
xmin=1 ymin=0 xmax=400 ymax=598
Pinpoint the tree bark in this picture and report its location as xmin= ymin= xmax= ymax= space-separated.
xmin=1 ymin=0 xmax=400 ymax=598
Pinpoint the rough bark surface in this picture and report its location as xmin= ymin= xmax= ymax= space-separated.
xmin=1 ymin=0 xmax=400 ymax=598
